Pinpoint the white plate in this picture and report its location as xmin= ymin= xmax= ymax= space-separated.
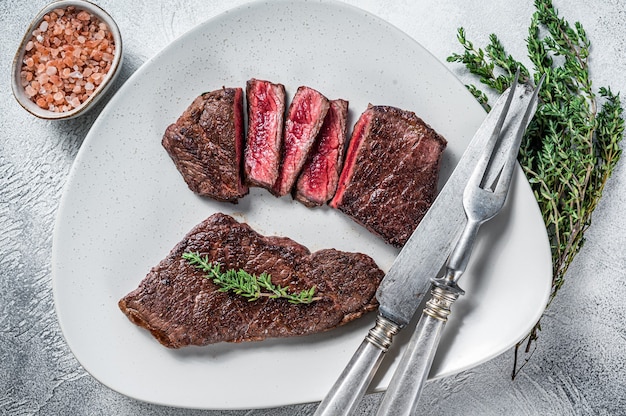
xmin=52 ymin=0 xmax=552 ymax=410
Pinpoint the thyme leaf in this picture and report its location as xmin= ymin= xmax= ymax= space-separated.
xmin=448 ymin=0 xmax=624 ymax=378
xmin=182 ymin=251 xmax=320 ymax=305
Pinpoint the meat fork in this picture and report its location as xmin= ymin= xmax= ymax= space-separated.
xmin=375 ymin=72 xmax=544 ymax=416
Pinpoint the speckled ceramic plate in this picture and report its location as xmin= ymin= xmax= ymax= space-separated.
xmin=52 ymin=0 xmax=552 ymax=410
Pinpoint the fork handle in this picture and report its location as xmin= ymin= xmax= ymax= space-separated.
xmin=375 ymin=286 xmax=459 ymax=416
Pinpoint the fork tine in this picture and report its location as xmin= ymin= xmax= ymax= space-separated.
xmin=468 ymin=70 xmax=520 ymax=190
xmin=447 ymin=72 xmax=544 ymax=280
xmin=494 ymin=73 xmax=545 ymax=195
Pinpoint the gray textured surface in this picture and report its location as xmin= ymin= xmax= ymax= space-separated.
xmin=2 ymin=0 xmax=625 ymax=415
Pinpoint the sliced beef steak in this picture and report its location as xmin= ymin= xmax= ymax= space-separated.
xmin=272 ymin=86 xmax=330 ymax=196
xmin=244 ymin=79 xmax=287 ymax=189
xmin=295 ymin=99 xmax=349 ymax=207
xmin=330 ymin=105 xmax=447 ymax=247
xmin=162 ymin=87 xmax=248 ymax=203
xmin=118 ymin=213 xmax=383 ymax=348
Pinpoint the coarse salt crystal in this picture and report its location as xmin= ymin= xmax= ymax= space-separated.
xmin=46 ymin=66 xmax=57 ymax=75
xmin=39 ymin=21 xmax=49 ymax=31
xmin=25 ymin=85 xmax=37 ymax=97
xmin=38 ymin=73 xmax=50 ymax=84
xmin=77 ymin=11 xmax=91 ymax=21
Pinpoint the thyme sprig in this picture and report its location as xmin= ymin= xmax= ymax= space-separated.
xmin=448 ymin=0 xmax=624 ymax=378
xmin=182 ymin=251 xmax=320 ymax=305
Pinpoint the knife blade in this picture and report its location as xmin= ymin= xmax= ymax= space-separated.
xmin=377 ymin=82 xmax=533 ymax=326
xmin=314 ymin=83 xmax=538 ymax=416
xmin=375 ymin=75 xmax=542 ymax=416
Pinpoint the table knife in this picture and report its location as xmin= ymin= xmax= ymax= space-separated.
xmin=314 ymin=82 xmax=538 ymax=416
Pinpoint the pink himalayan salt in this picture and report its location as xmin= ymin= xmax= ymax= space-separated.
xmin=20 ymin=6 xmax=116 ymax=112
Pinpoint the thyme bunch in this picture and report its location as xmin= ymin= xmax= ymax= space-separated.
xmin=448 ymin=0 xmax=624 ymax=378
xmin=182 ymin=252 xmax=320 ymax=305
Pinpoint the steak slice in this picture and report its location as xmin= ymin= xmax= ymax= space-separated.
xmin=294 ymin=99 xmax=349 ymax=207
xmin=272 ymin=86 xmax=330 ymax=196
xmin=329 ymin=105 xmax=447 ymax=247
xmin=118 ymin=213 xmax=383 ymax=348
xmin=244 ymin=79 xmax=287 ymax=189
xmin=162 ymin=87 xmax=248 ymax=203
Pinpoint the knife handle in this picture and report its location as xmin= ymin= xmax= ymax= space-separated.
xmin=375 ymin=286 xmax=459 ymax=416
xmin=314 ymin=314 xmax=401 ymax=416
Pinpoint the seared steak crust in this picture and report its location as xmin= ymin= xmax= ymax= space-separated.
xmin=330 ymin=105 xmax=447 ymax=247
xmin=118 ymin=213 xmax=383 ymax=348
xmin=162 ymin=88 xmax=248 ymax=203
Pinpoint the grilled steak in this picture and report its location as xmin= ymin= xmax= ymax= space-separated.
xmin=295 ymin=99 xmax=349 ymax=207
xmin=118 ymin=213 xmax=383 ymax=348
xmin=244 ymin=79 xmax=287 ymax=189
xmin=272 ymin=86 xmax=330 ymax=196
xmin=330 ymin=105 xmax=447 ymax=247
xmin=162 ymin=88 xmax=248 ymax=203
